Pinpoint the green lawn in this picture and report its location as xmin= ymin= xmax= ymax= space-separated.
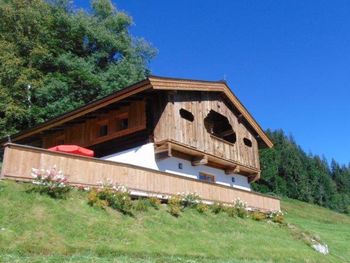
xmin=0 ymin=180 xmax=349 ymax=263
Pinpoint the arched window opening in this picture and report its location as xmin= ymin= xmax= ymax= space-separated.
xmin=204 ymin=110 xmax=236 ymax=143
xmin=243 ymin=138 xmax=252 ymax=147
xmin=179 ymin=108 xmax=194 ymax=122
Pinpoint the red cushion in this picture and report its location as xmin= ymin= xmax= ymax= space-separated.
xmin=48 ymin=145 xmax=94 ymax=157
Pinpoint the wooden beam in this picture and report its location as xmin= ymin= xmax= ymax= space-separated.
xmin=248 ymin=172 xmax=260 ymax=183
xmin=191 ymin=155 xmax=208 ymax=166
xmin=225 ymin=165 xmax=240 ymax=175
xmin=155 ymin=143 xmax=172 ymax=160
xmin=155 ymin=151 xmax=170 ymax=161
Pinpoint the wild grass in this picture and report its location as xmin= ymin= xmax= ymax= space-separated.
xmin=0 ymin=180 xmax=349 ymax=263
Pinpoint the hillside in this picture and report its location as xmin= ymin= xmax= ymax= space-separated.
xmin=0 ymin=180 xmax=349 ymax=263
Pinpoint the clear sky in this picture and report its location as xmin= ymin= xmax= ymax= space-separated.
xmin=75 ymin=0 xmax=350 ymax=165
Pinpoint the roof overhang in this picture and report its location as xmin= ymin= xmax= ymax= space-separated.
xmin=1 ymin=76 xmax=273 ymax=148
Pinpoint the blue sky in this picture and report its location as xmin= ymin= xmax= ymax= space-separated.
xmin=75 ymin=0 xmax=350 ymax=165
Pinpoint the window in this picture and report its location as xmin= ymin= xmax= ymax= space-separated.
xmin=178 ymin=163 xmax=183 ymax=169
xmin=243 ymin=138 xmax=252 ymax=147
xmin=115 ymin=118 xmax=128 ymax=131
xmin=120 ymin=118 xmax=128 ymax=130
xmin=198 ymin=172 xmax=215 ymax=183
xmin=98 ymin=124 xmax=108 ymax=137
xmin=231 ymin=177 xmax=235 ymax=183
xmin=204 ymin=110 xmax=236 ymax=143
xmin=179 ymin=108 xmax=194 ymax=122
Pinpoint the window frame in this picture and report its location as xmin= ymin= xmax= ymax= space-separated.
xmin=96 ymin=120 xmax=109 ymax=138
xmin=198 ymin=172 xmax=216 ymax=184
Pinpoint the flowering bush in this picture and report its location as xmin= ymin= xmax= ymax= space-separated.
xmin=196 ymin=202 xmax=209 ymax=214
xmin=87 ymin=188 xmax=108 ymax=209
xmin=148 ymin=196 xmax=161 ymax=210
xmin=250 ymin=211 xmax=267 ymax=221
xmin=211 ymin=202 xmax=225 ymax=214
xmin=87 ymin=182 xmax=133 ymax=215
xmin=230 ymin=198 xmax=248 ymax=218
xmin=168 ymin=194 xmax=183 ymax=217
xmin=267 ymin=210 xmax=284 ymax=224
xmin=29 ymin=166 xmax=70 ymax=199
xmin=181 ymin=192 xmax=201 ymax=208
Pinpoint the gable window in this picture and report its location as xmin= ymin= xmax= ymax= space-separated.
xmin=204 ymin=110 xmax=236 ymax=143
xmin=243 ymin=138 xmax=252 ymax=147
xmin=179 ymin=108 xmax=194 ymax=122
xmin=198 ymin=172 xmax=215 ymax=183
xmin=98 ymin=124 xmax=108 ymax=137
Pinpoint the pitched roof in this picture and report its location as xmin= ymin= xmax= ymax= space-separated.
xmin=3 ymin=76 xmax=273 ymax=148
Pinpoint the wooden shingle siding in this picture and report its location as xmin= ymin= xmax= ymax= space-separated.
xmin=0 ymin=144 xmax=280 ymax=211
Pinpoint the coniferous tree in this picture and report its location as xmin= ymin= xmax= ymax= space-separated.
xmin=253 ymin=129 xmax=350 ymax=214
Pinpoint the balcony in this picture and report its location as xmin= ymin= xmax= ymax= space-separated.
xmin=0 ymin=143 xmax=280 ymax=211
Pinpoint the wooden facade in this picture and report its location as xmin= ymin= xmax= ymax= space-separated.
xmin=153 ymin=91 xmax=260 ymax=172
xmin=1 ymin=144 xmax=280 ymax=211
xmin=42 ymin=101 xmax=146 ymax=149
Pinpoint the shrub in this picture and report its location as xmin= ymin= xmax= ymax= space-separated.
xmin=196 ymin=202 xmax=209 ymax=214
xmin=211 ymin=202 xmax=225 ymax=214
xmin=87 ymin=183 xmax=133 ymax=215
xmin=133 ymin=198 xmax=149 ymax=212
xmin=181 ymin=192 xmax=201 ymax=208
xmin=225 ymin=206 xmax=237 ymax=218
xmin=148 ymin=196 xmax=161 ymax=210
xmin=267 ymin=210 xmax=284 ymax=224
xmin=87 ymin=188 xmax=108 ymax=209
xmin=104 ymin=187 xmax=132 ymax=215
xmin=168 ymin=194 xmax=182 ymax=217
xmin=233 ymin=198 xmax=248 ymax=218
xmin=29 ymin=166 xmax=70 ymax=199
xmin=250 ymin=211 xmax=266 ymax=221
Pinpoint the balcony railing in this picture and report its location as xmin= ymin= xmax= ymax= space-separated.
xmin=1 ymin=143 xmax=280 ymax=211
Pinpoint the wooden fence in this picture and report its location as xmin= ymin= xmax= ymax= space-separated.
xmin=0 ymin=144 xmax=280 ymax=211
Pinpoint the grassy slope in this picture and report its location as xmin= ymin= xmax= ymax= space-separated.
xmin=0 ymin=181 xmax=349 ymax=263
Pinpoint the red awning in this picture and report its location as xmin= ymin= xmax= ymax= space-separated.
xmin=48 ymin=145 xmax=94 ymax=157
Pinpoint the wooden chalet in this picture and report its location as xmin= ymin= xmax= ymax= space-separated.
xmin=0 ymin=76 xmax=280 ymax=211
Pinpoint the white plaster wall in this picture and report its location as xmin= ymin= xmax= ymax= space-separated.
xmin=101 ymin=143 xmax=158 ymax=170
xmin=156 ymin=156 xmax=251 ymax=191
xmin=101 ymin=143 xmax=251 ymax=191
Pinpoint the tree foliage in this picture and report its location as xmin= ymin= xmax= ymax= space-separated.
xmin=0 ymin=0 xmax=156 ymax=137
xmin=253 ymin=129 xmax=350 ymax=214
